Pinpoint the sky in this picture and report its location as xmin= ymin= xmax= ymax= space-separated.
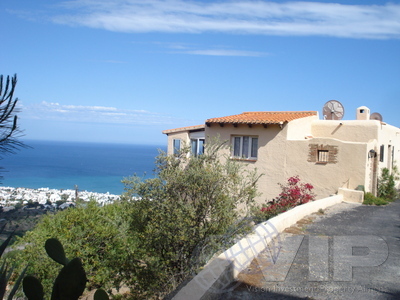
xmin=1 ymin=0 xmax=400 ymax=145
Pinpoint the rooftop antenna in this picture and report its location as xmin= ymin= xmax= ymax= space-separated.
xmin=370 ymin=112 xmax=383 ymax=121
xmin=322 ymin=100 xmax=345 ymax=120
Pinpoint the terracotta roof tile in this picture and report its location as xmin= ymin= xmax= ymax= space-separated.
xmin=206 ymin=111 xmax=317 ymax=125
xmin=162 ymin=124 xmax=205 ymax=134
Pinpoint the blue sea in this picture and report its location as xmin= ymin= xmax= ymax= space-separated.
xmin=0 ymin=140 xmax=165 ymax=195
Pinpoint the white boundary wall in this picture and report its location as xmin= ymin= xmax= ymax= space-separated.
xmin=173 ymin=194 xmax=345 ymax=300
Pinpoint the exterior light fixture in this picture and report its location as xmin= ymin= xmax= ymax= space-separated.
xmin=369 ymin=149 xmax=376 ymax=158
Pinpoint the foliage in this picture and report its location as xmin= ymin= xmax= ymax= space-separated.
xmin=121 ymin=139 xmax=262 ymax=297
xmin=254 ymin=176 xmax=316 ymax=222
xmin=10 ymin=200 xmax=139 ymax=296
xmin=377 ymin=167 xmax=399 ymax=201
xmin=363 ymin=192 xmax=389 ymax=206
xmin=22 ymin=238 xmax=108 ymax=300
xmin=0 ymin=74 xmax=25 ymax=155
xmin=0 ymin=223 xmax=27 ymax=300
xmin=9 ymin=139 xmax=262 ymax=299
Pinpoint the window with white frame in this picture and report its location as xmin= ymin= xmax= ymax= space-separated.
xmin=318 ymin=150 xmax=329 ymax=163
xmin=191 ymin=138 xmax=205 ymax=156
xmin=173 ymin=139 xmax=181 ymax=155
xmin=232 ymin=136 xmax=258 ymax=159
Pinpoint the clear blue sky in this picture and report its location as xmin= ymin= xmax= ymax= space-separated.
xmin=1 ymin=0 xmax=399 ymax=145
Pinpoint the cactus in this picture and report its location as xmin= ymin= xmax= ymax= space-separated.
xmin=22 ymin=276 xmax=44 ymax=300
xmin=44 ymin=238 xmax=69 ymax=266
xmin=93 ymin=289 xmax=109 ymax=300
xmin=22 ymin=238 xmax=108 ymax=300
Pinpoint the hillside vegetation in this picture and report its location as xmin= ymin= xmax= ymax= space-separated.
xmin=8 ymin=140 xmax=262 ymax=299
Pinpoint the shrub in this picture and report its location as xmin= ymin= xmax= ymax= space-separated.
xmin=377 ymin=167 xmax=399 ymax=201
xmin=121 ymin=139 xmax=262 ymax=297
xmin=22 ymin=238 xmax=109 ymax=300
xmin=254 ymin=176 xmax=316 ymax=222
xmin=0 ymin=224 xmax=27 ymax=300
xmin=14 ymin=202 xmax=23 ymax=210
xmin=10 ymin=139 xmax=262 ymax=299
xmin=363 ymin=192 xmax=389 ymax=206
xmin=10 ymin=200 xmax=139 ymax=296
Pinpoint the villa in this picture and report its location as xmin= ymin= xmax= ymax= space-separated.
xmin=162 ymin=106 xmax=400 ymax=203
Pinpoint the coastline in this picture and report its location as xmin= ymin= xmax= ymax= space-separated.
xmin=0 ymin=186 xmax=120 ymax=207
xmin=0 ymin=140 xmax=162 ymax=196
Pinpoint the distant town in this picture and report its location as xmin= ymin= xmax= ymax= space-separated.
xmin=0 ymin=186 xmax=120 ymax=210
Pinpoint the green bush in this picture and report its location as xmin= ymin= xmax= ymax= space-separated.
xmin=377 ymin=167 xmax=399 ymax=201
xmin=363 ymin=192 xmax=389 ymax=206
xmin=9 ymin=139 xmax=262 ymax=299
xmin=11 ymin=200 xmax=139 ymax=296
xmin=121 ymin=139 xmax=262 ymax=296
xmin=22 ymin=238 xmax=109 ymax=300
xmin=0 ymin=224 xmax=27 ymax=300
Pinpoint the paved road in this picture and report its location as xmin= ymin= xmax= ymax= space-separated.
xmin=214 ymin=201 xmax=400 ymax=300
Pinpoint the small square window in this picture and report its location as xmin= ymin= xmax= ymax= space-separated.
xmin=318 ymin=150 xmax=329 ymax=163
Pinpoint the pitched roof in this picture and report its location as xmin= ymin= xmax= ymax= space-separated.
xmin=162 ymin=124 xmax=205 ymax=134
xmin=206 ymin=111 xmax=318 ymax=125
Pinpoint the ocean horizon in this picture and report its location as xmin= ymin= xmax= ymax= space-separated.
xmin=0 ymin=139 xmax=166 ymax=195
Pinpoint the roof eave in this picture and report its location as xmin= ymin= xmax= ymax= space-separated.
xmin=162 ymin=124 xmax=205 ymax=135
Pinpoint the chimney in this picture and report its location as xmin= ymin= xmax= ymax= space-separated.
xmin=356 ymin=106 xmax=370 ymax=120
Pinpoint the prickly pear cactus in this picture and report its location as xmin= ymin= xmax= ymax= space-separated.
xmin=94 ymin=288 xmax=109 ymax=300
xmin=45 ymin=238 xmax=69 ymax=266
xmin=51 ymin=257 xmax=87 ymax=300
xmin=22 ymin=276 xmax=44 ymax=300
xmin=23 ymin=238 xmax=108 ymax=300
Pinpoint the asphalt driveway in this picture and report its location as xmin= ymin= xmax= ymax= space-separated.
xmin=214 ymin=200 xmax=400 ymax=300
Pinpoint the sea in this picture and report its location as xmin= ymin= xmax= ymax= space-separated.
xmin=0 ymin=140 xmax=166 ymax=195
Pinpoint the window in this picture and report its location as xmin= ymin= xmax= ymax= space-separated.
xmin=318 ymin=150 xmax=329 ymax=163
xmin=380 ymin=144 xmax=384 ymax=162
xmin=173 ymin=139 xmax=181 ymax=155
xmin=392 ymin=146 xmax=395 ymax=168
xmin=191 ymin=138 xmax=205 ymax=156
xmin=308 ymin=144 xmax=338 ymax=164
xmin=232 ymin=136 xmax=258 ymax=159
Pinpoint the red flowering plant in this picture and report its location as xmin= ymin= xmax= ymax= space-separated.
xmin=253 ymin=176 xmax=316 ymax=222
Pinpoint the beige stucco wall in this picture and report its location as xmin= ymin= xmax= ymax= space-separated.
xmin=285 ymin=137 xmax=368 ymax=198
xmin=205 ymin=123 xmax=290 ymax=202
xmin=164 ymin=111 xmax=400 ymax=204
xmin=311 ymin=120 xmax=380 ymax=142
xmin=311 ymin=119 xmax=400 ymax=190
xmin=166 ymin=131 xmax=190 ymax=155
xmin=376 ymin=123 xmax=400 ymax=173
xmin=286 ymin=115 xmax=318 ymax=140
xmin=204 ymin=117 xmax=400 ymax=203
xmin=205 ymin=121 xmax=380 ymax=203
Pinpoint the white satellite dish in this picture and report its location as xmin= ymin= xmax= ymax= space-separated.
xmin=370 ymin=112 xmax=383 ymax=121
xmin=322 ymin=100 xmax=345 ymax=120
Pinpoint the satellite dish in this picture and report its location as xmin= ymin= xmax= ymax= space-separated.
xmin=322 ymin=100 xmax=345 ymax=120
xmin=370 ymin=112 xmax=383 ymax=121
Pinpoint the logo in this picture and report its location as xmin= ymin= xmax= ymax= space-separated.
xmin=192 ymin=219 xmax=282 ymax=294
xmin=190 ymin=220 xmax=389 ymax=295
